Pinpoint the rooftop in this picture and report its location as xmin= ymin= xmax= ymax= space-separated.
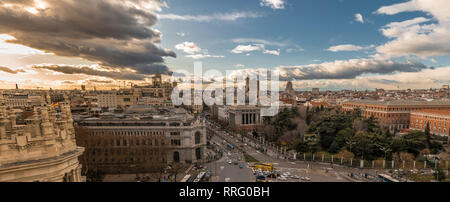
xmin=412 ymin=109 xmax=450 ymax=116
xmin=345 ymin=99 xmax=450 ymax=106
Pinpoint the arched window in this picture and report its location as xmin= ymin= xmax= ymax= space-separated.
xmin=173 ymin=151 xmax=180 ymax=163
xmin=195 ymin=132 xmax=201 ymax=144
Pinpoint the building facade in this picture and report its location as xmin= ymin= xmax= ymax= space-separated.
xmin=410 ymin=109 xmax=450 ymax=137
xmin=0 ymin=97 xmax=84 ymax=182
xmin=75 ymin=106 xmax=207 ymax=174
xmin=343 ymin=100 xmax=450 ymax=133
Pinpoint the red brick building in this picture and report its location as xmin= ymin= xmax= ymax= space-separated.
xmin=342 ymin=100 xmax=450 ymax=133
xmin=410 ymin=109 xmax=450 ymax=137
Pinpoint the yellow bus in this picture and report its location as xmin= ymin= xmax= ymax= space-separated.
xmin=253 ymin=163 xmax=274 ymax=172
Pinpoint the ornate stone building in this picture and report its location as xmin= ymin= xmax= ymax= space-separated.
xmin=0 ymin=95 xmax=85 ymax=182
xmin=75 ymin=105 xmax=207 ymax=174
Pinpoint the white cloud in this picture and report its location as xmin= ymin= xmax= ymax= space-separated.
xmin=175 ymin=42 xmax=201 ymax=54
xmin=327 ymin=44 xmax=374 ymax=52
xmin=375 ymin=0 xmax=450 ymax=58
xmin=231 ymin=44 xmax=264 ymax=54
xmin=158 ymin=11 xmax=264 ymax=22
xmin=263 ymin=49 xmax=280 ymax=56
xmin=354 ymin=13 xmax=364 ymax=24
xmin=231 ymin=44 xmax=281 ymax=56
xmin=185 ymin=54 xmax=224 ymax=59
xmin=260 ymin=0 xmax=285 ymax=10
xmin=176 ymin=32 xmax=186 ymax=37
xmin=232 ymin=38 xmax=287 ymax=47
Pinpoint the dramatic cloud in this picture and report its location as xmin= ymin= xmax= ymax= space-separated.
xmin=175 ymin=42 xmax=202 ymax=54
xmin=276 ymin=59 xmax=429 ymax=80
xmin=375 ymin=0 xmax=450 ymax=58
xmin=32 ymin=64 xmax=147 ymax=80
xmin=0 ymin=0 xmax=176 ymax=76
xmin=86 ymin=79 xmax=114 ymax=84
xmin=260 ymin=0 xmax=285 ymax=10
xmin=0 ymin=66 xmax=25 ymax=74
xmin=354 ymin=13 xmax=364 ymax=24
xmin=327 ymin=44 xmax=374 ymax=52
xmin=158 ymin=11 xmax=263 ymax=22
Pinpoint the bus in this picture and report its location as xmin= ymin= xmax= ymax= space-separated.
xmin=378 ymin=174 xmax=399 ymax=182
xmin=194 ymin=172 xmax=206 ymax=182
xmin=180 ymin=175 xmax=191 ymax=182
xmin=253 ymin=163 xmax=274 ymax=172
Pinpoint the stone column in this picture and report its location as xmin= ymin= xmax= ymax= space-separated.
xmin=360 ymin=160 xmax=364 ymax=168
xmin=383 ymin=160 xmax=386 ymax=169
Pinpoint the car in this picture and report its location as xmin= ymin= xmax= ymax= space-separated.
xmin=291 ymin=175 xmax=300 ymax=179
xmin=301 ymin=177 xmax=311 ymax=181
xmin=279 ymin=177 xmax=287 ymax=181
xmin=239 ymin=164 xmax=244 ymax=169
xmin=228 ymin=161 xmax=232 ymax=164
xmin=256 ymin=175 xmax=267 ymax=182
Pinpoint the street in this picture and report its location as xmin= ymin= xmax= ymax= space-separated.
xmin=202 ymin=119 xmax=369 ymax=182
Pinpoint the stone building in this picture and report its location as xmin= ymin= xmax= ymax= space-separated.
xmin=0 ymin=95 xmax=85 ymax=182
xmin=75 ymin=105 xmax=206 ymax=174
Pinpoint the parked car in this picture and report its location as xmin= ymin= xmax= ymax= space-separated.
xmin=301 ymin=177 xmax=311 ymax=181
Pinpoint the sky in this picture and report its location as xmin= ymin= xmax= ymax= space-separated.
xmin=0 ymin=0 xmax=450 ymax=90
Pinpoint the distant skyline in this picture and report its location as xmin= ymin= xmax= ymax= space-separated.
xmin=0 ymin=0 xmax=450 ymax=90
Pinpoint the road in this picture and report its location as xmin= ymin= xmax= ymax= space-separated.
xmin=204 ymin=119 xmax=367 ymax=182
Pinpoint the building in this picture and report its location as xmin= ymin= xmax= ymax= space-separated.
xmin=97 ymin=93 xmax=117 ymax=108
xmin=312 ymin=88 xmax=320 ymax=96
xmin=410 ymin=109 xmax=450 ymax=137
xmin=0 ymin=97 xmax=84 ymax=182
xmin=75 ymin=105 xmax=207 ymax=174
xmin=228 ymin=104 xmax=292 ymax=135
xmin=343 ymin=100 xmax=450 ymax=133
xmin=2 ymin=93 xmax=44 ymax=108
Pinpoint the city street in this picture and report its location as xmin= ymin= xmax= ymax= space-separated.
xmin=203 ymin=119 xmax=369 ymax=182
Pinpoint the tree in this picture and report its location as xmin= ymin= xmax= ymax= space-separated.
xmin=294 ymin=141 xmax=309 ymax=153
xmin=336 ymin=128 xmax=354 ymax=149
xmin=335 ymin=150 xmax=355 ymax=160
xmin=168 ymin=163 xmax=187 ymax=182
xmin=435 ymin=168 xmax=446 ymax=182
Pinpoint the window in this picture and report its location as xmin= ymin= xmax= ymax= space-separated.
xmin=173 ymin=152 xmax=180 ymax=163
xmin=195 ymin=132 xmax=201 ymax=144
xmin=171 ymin=139 xmax=181 ymax=146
